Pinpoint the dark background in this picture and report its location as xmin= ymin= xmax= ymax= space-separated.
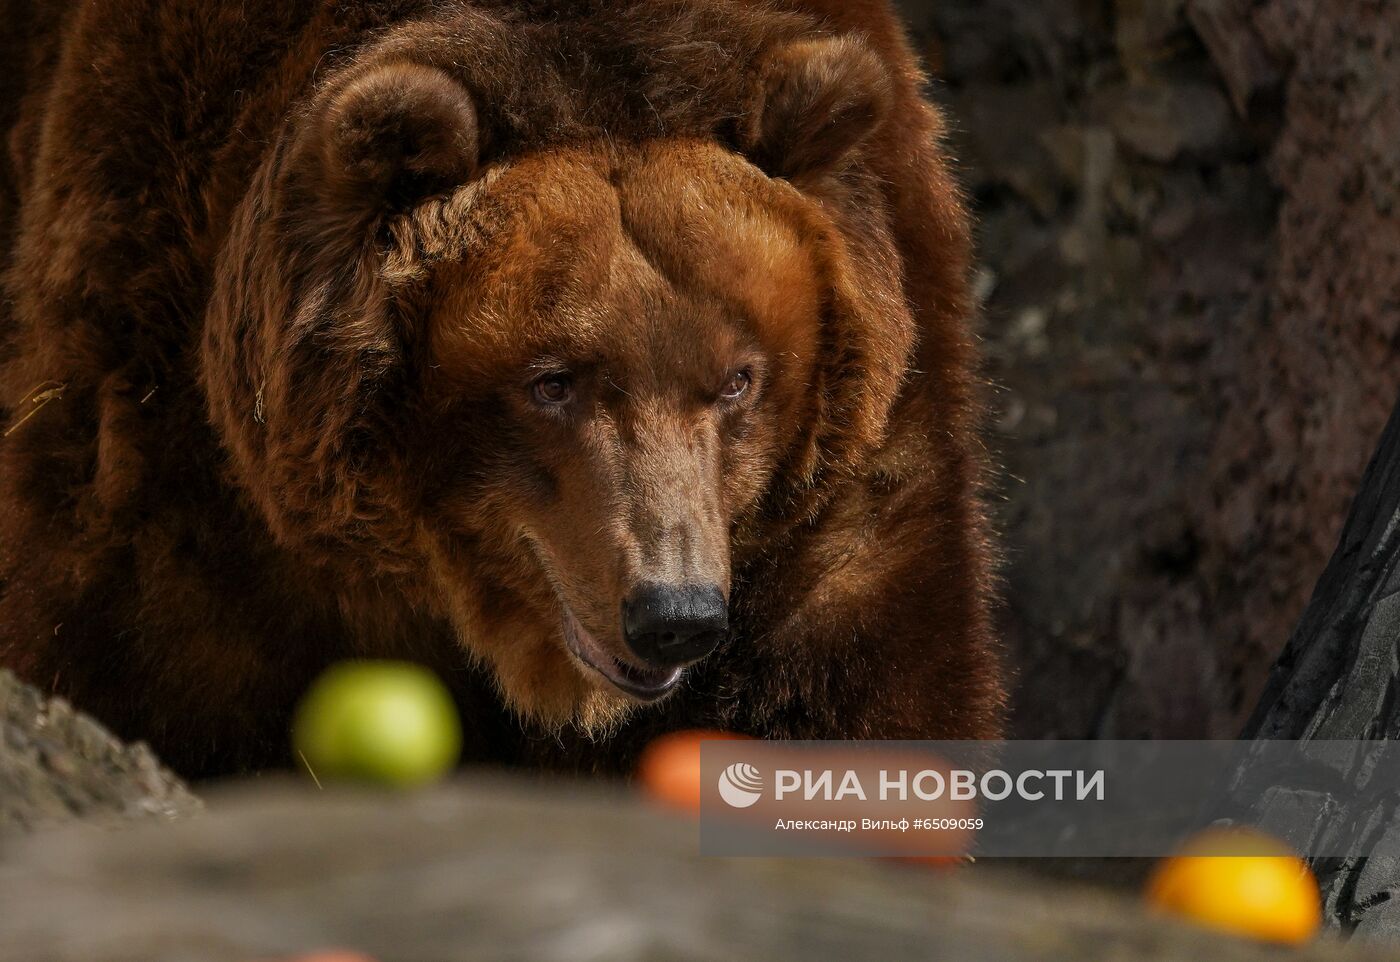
xmin=891 ymin=0 xmax=1400 ymax=739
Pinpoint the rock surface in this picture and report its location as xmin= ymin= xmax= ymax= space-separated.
xmin=0 ymin=777 xmax=1384 ymax=961
xmin=0 ymin=669 xmax=198 ymax=837
xmin=894 ymin=0 xmax=1400 ymax=740
xmin=1240 ymin=398 xmax=1400 ymax=938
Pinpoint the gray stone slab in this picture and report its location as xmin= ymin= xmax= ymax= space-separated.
xmin=0 ymin=669 xmax=198 ymax=838
xmin=0 ymin=778 xmax=1386 ymax=962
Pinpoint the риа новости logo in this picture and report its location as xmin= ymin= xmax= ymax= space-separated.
xmin=718 ymin=762 xmax=764 ymax=808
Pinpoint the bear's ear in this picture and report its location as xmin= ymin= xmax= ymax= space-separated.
xmin=317 ymin=62 xmax=480 ymax=216
xmin=743 ymin=37 xmax=893 ymax=183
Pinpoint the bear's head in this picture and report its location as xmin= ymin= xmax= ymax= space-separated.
xmin=204 ymin=29 xmax=917 ymax=731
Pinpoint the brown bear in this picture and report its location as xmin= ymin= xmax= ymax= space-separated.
xmin=0 ymin=0 xmax=1002 ymax=777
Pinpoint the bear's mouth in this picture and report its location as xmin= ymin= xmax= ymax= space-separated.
xmin=561 ymin=604 xmax=681 ymax=702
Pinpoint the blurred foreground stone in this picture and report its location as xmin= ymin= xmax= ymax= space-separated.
xmin=0 ymin=669 xmax=198 ymax=837
xmin=0 ymin=778 xmax=1386 ymax=962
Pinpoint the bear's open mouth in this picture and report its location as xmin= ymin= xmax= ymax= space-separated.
xmin=561 ymin=604 xmax=681 ymax=702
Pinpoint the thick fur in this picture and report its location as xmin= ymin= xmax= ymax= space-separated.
xmin=0 ymin=0 xmax=1002 ymax=777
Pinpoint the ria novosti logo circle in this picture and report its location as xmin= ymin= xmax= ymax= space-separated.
xmin=718 ymin=762 xmax=764 ymax=808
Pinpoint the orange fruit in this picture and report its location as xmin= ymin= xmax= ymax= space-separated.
xmin=636 ymin=729 xmax=752 ymax=812
xmin=255 ymin=952 xmax=378 ymax=962
xmin=1145 ymin=827 xmax=1322 ymax=945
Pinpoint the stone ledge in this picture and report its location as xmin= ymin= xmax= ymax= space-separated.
xmin=0 ymin=778 xmax=1381 ymax=962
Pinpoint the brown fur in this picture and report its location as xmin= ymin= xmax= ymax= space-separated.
xmin=0 ymin=0 xmax=1002 ymax=777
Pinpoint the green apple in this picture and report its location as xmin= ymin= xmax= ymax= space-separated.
xmin=293 ymin=660 xmax=462 ymax=787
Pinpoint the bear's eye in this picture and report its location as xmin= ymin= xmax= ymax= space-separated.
xmin=530 ymin=372 xmax=574 ymax=406
xmin=719 ymin=368 xmax=752 ymax=402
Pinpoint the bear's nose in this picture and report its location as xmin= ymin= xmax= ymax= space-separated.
xmin=622 ymin=583 xmax=728 ymax=669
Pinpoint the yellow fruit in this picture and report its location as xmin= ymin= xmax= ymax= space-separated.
xmin=1145 ymin=827 xmax=1323 ymax=945
xmin=293 ymin=660 xmax=462 ymax=788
